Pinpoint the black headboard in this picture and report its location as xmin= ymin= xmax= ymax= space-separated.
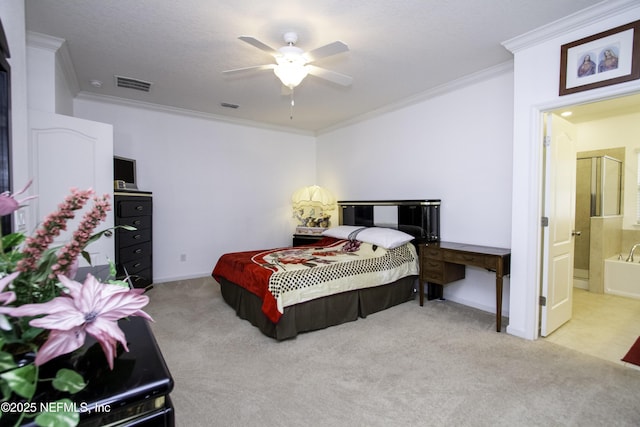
xmin=337 ymin=200 xmax=440 ymax=242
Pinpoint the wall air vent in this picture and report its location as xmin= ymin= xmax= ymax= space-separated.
xmin=114 ymin=75 xmax=152 ymax=92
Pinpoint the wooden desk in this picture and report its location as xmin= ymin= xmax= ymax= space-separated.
xmin=419 ymin=242 xmax=511 ymax=332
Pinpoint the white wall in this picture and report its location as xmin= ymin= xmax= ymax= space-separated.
xmin=316 ymin=69 xmax=514 ymax=315
xmin=25 ymin=33 xmax=75 ymax=115
xmin=506 ymin=1 xmax=640 ymax=339
xmin=74 ymin=98 xmax=316 ymax=282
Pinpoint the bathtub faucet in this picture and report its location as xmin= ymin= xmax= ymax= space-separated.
xmin=625 ymin=243 xmax=640 ymax=262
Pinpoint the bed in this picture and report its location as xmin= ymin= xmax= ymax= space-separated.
xmin=211 ymin=199 xmax=440 ymax=340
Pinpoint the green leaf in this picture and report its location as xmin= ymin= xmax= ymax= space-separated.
xmin=21 ymin=326 xmax=45 ymax=342
xmin=0 ymin=350 xmax=17 ymax=371
xmin=85 ymin=225 xmax=134 ymax=249
xmin=107 ymin=279 xmax=130 ymax=288
xmin=34 ymin=398 xmax=80 ymax=427
xmin=0 ymin=364 xmax=36 ymax=398
xmin=109 ymin=260 xmax=117 ymax=278
xmin=0 ymin=377 xmax=12 ymax=400
xmin=52 ymin=369 xmax=86 ymax=393
xmin=81 ymin=250 xmax=92 ymax=265
xmin=1 ymin=232 xmax=25 ymax=251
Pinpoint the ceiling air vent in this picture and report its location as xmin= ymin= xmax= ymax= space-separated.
xmin=114 ymin=75 xmax=152 ymax=92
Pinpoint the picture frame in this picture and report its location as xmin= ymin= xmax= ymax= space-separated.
xmin=559 ymin=20 xmax=640 ymax=96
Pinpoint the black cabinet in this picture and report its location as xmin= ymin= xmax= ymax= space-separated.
xmin=292 ymin=234 xmax=325 ymax=246
xmin=115 ymin=191 xmax=153 ymax=288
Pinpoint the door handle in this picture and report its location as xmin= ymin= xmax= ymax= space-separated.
xmin=572 ymin=230 xmax=582 ymax=236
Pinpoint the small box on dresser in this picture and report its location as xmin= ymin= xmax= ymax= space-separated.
xmin=114 ymin=191 xmax=153 ymax=288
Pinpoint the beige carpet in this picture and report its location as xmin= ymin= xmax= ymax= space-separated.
xmin=144 ymin=277 xmax=640 ymax=426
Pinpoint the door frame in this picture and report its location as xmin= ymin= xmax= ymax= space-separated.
xmin=533 ymin=88 xmax=640 ymax=339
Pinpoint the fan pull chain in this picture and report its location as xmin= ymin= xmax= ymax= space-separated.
xmin=290 ymin=88 xmax=295 ymax=120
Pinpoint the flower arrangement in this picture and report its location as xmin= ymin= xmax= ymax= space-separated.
xmin=0 ymin=182 xmax=152 ymax=426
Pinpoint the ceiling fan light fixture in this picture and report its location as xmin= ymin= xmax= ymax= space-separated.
xmin=274 ymin=62 xmax=309 ymax=89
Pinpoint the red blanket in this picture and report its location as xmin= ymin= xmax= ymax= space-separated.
xmin=212 ymin=237 xmax=340 ymax=323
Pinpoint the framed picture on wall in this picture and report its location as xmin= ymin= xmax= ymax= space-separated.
xmin=559 ymin=20 xmax=640 ymax=96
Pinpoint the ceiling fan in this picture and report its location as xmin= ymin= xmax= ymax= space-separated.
xmin=223 ymin=32 xmax=353 ymax=90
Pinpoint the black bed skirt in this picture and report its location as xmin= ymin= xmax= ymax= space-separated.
xmin=218 ymin=276 xmax=417 ymax=340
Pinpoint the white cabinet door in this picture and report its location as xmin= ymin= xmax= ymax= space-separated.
xmin=29 ymin=109 xmax=114 ymax=267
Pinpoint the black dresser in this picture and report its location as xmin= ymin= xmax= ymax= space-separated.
xmin=114 ymin=191 xmax=153 ymax=288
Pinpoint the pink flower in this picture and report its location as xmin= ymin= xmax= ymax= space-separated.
xmin=10 ymin=274 xmax=153 ymax=369
xmin=17 ymin=188 xmax=93 ymax=273
xmin=0 ymin=180 xmax=37 ymax=216
xmin=51 ymin=194 xmax=111 ymax=277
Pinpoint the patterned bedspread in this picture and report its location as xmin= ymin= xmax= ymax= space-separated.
xmin=212 ymin=237 xmax=419 ymax=323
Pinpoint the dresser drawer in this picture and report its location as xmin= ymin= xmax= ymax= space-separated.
xmin=119 ymin=241 xmax=152 ymax=263
xmin=117 ymin=227 xmax=151 ymax=248
xmin=128 ymin=268 xmax=152 ymax=288
xmin=420 ymin=258 xmax=465 ymax=284
xmin=421 ymin=246 xmax=442 ymax=260
xmin=121 ymin=256 xmax=151 ymax=276
xmin=118 ymin=199 xmax=152 ymax=217
xmin=443 ymin=251 xmax=491 ymax=269
xmin=116 ymin=214 xmax=151 ymax=230
xmin=422 ymin=269 xmax=445 ymax=283
xmin=421 ymin=259 xmax=443 ymax=274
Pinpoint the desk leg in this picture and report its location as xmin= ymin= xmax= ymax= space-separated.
xmin=495 ymin=263 xmax=504 ymax=332
xmin=419 ymin=282 xmax=444 ymax=306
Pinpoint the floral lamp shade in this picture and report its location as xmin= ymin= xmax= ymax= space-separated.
xmin=291 ymin=185 xmax=336 ymax=230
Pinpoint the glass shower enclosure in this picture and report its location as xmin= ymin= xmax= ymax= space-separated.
xmin=574 ymin=155 xmax=622 ymax=285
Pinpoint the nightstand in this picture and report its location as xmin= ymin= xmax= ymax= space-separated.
xmin=292 ymin=234 xmax=325 ymax=246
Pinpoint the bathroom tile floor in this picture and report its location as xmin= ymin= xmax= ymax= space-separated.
xmin=544 ymin=288 xmax=640 ymax=370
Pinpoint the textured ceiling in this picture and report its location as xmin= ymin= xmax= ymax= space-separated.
xmin=25 ymin=0 xmax=606 ymax=133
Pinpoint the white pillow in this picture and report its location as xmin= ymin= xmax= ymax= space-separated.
xmin=322 ymin=225 xmax=366 ymax=240
xmin=356 ymin=227 xmax=414 ymax=249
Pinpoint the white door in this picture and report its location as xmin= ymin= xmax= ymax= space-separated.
xmin=29 ymin=109 xmax=114 ymax=268
xmin=540 ymin=113 xmax=577 ymax=336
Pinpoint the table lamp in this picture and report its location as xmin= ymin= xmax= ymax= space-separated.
xmin=291 ymin=185 xmax=336 ymax=234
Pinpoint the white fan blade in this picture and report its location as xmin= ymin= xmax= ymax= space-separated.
xmin=307 ymin=65 xmax=353 ymax=86
xmin=223 ymin=64 xmax=275 ymax=74
xmin=303 ymin=41 xmax=349 ymax=63
xmin=238 ymin=36 xmax=279 ymax=56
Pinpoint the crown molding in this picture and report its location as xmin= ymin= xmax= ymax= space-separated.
xmin=502 ymin=0 xmax=640 ymax=53
xmin=74 ymin=92 xmax=316 ymax=137
xmin=26 ymin=31 xmax=80 ymax=95
xmin=317 ymin=60 xmax=513 ymax=135
xmin=26 ymin=31 xmax=63 ymax=51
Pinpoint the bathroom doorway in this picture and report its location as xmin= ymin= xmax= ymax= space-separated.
xmin=544 ymin=92 xmax=640 ymax=365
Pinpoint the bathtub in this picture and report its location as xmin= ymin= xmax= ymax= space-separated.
xmin=604 ymin=256 xmax=640 ymax=299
